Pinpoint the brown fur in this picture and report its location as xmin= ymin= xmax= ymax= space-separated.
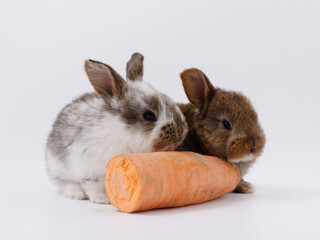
xmin=176 ymin=68 xmax=265 ymax=193
xmin=126 ymin=53 xmax=144 ymax=81
xmin=153 ymin=122 xmax=187 ymax=151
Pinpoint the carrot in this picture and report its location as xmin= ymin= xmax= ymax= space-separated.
xmin=105 ymin=151 xmax=240 ymax=213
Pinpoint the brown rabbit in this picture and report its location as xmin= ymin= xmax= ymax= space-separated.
xmin=176 ymin=68 xmax=265 ymax=193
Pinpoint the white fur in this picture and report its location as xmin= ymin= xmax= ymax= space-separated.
xmin=59 ymin=183 xmax=87 ymax=200
xmin=230 ymin=153 xmax=255 ymax=163
xmin=127 ymin=80 xmax=157 ymax=96
xmin=47 ymin=103 xmax=157 ymax=203
xmin=46 ymin=80 xmax=185 ymax=204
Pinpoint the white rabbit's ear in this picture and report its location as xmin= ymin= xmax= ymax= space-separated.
xmin=84 ymin=60 xmax=126 ymax=99
xmin=180 ymin=68 xmax=216 ymax=115
xmin=126 ymin=53 xmax=144 ymax=81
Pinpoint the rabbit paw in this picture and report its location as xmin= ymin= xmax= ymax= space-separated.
xmin=88 ymin=192 xmax=110 ymax=204
xmin=59 ymin=183 xmax=88 ymax=200
xmin=233 ymin=180 xmax=255 ymax=194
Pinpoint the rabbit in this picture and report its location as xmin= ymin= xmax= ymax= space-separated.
xmin=175 ymin=68 xmax=266 ymax=193
xmin=45 ymin=53 xmax=188 ymax=204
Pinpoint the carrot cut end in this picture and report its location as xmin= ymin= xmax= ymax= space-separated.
xmin=105 ymin=155 xmax=142 ymax=213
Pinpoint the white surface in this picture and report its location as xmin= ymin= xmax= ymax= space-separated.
xmin=1 ymin=0 xmax=320 ymax=239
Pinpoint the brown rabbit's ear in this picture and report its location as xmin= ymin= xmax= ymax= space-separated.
xmin=180 ymin=68 xmax=216 ymax=115
xmin=126 ymin=53 xmax=144 ymax=81
xmin=84 ymin=60 xmax=126 ymax=99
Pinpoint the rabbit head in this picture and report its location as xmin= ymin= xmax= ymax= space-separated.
xmin=84 ymin=53 xmax=188 ymax=152
xmin=179 ymin=68 xmax=265 ymax=166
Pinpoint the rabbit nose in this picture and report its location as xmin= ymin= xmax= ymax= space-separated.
xmin=161 ymin=123 xmax=179 ymax=138
xmin=161 ymin=123 xmax=175 ymax=133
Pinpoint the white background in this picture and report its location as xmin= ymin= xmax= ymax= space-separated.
xmin=1 ymin=0 xmax=320 ymax=239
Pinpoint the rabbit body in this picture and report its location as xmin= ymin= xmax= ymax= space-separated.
xmin=46 ymin=54 xmax=187 ymax=204
xmin=176 ymin=69 xmax=266 ymax=193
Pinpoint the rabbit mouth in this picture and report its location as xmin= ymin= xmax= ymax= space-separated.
xmin=229 ymin=154 xmax=255 ymax=163
xmin=155 ymin=142 xmax=181 ymax=152
xmin=163 ymin=143 xmax=180 ymax=151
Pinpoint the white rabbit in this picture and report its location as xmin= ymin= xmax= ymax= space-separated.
xmin=46 ymin=53 xmax=188 ymax=204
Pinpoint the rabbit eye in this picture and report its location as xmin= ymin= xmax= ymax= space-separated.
xmin=222 ymin=120 xmax=232 ymax=131
xmin=143 ymin=111 xmax=157 ymax=121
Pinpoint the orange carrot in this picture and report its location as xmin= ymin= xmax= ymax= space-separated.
xmin=105 ymin=151 xmax=240 ymax=213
